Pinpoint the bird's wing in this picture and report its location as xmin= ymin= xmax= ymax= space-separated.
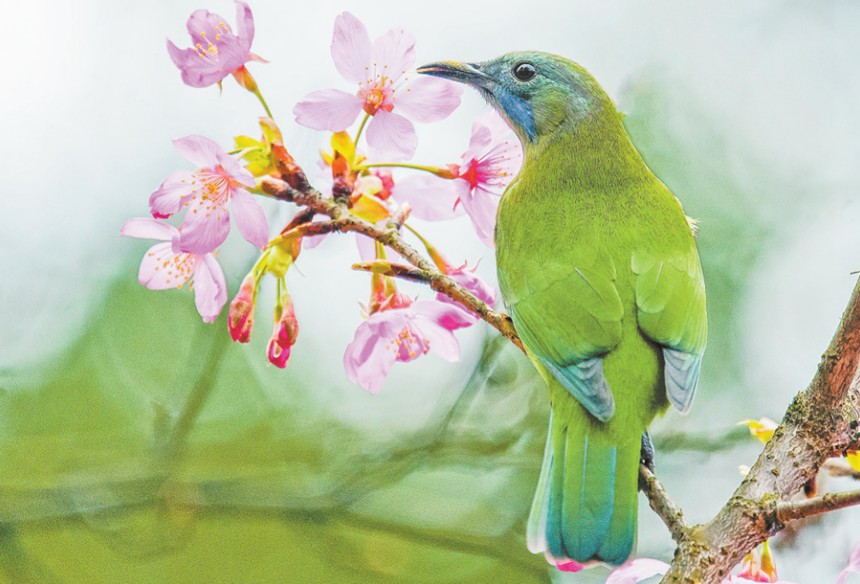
xmin=505 ymin=247 xmax=623 ymax=422
xmin=632 ymin=249 xmax=707 ymax=413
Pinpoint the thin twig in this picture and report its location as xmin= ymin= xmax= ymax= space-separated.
xmin=775 ymin=489 xmax=860 ymax=524
xmin=352 ymin=261 xmax=434 ymax=284
xmin=639 ymin=465 xmax=689 ymax=543
xmin=822 ymin=458 xmax=860 ymax=480
xmin=262 ymin=177 xmax=524 ymax=351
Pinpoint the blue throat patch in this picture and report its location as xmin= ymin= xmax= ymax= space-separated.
xmin=496 ymin=88 xmax=537 ymax=142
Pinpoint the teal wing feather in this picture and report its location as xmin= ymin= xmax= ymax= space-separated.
xmin=632 ymin=249 xmax=707 ymax=413
xmin=504 ymin=247 xmax=624 ymax=421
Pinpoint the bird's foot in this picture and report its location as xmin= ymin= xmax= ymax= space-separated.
xmin=640 ymin=431 xmax=655 ymax=472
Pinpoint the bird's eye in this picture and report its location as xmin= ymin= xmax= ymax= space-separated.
xmin=513 ymin=62 xmax=536 ymax=82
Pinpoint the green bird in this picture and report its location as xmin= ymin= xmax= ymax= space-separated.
xmin=418 ymin=53 xmax=707 ymax=567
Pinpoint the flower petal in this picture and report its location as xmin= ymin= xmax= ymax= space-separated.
xmin=166 ymin=39 xmax=229 ymax=88
xmin=606 ymin=559 xmax=670 ymax=584
xmin=458 ymin=182 xmax=499 ymax=247
xmin=216 ymin=150 xmax=255 ymax=188
xmin=294 ymin=89 xmax=363 ymax=132
xmin=121 ymin=217 xmax=178 ymax=242
xmin=371 ymin=27 xmax=415 ymax=81
xmin=178 ymin=196 xmax=231 ymax=254
xmin=837 ymin=542 xmax=860 ymax=584
xmin=233 ymin=0 xmax=255 ymax=53
xmin=185 ymin=8 xmax=225 ymax=46
xmin=413 ymin=300 xmax=475 ymax=332
xmin=411 ymin=315 xmax=460 ymax=362
xmin=172 ymin=135 xmax=223 ymax=169
xmin=344 ymin=314 xmax=402 ymax=393
xmin=230 ymin=188 xmax=269 ymax=249
xmin=192 ymin=252 xmax=228 ymax=323
xmin=149 ymin=170 xmax=197 ymax=217
xmin=392 ymin=174 xmax=463 ymax=221
xmin=331 ymin=12 xmax=371 ymax=84
xmin=366 ymin=110 xmax=417 ymax=160
xmin=396 ymin=77 xmax=462 ymax=123
xmin=138 ymin=242 xmax=193 ymax=290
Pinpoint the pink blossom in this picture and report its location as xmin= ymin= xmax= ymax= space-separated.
xmin=555 ymin=560 xmax=584 ymax=573
xmin=727 ymin=576 xmax=796 ymax=584
xmin=393 ymin=110 xmax=522 ymax=246
xmin=293 ymin=12 xmax=462 ymax=160
xmin=167 ymin=1 xmax=264 ymax=88
xmin=120 ymin=218 xmax=227 ymax=323
xmin=149 ymin=135 xmax=268 ymax=254
xmin=606 ymin=559 xmax=669 ymax=584
xmin=344 ymin=298 xmax=473 ymax=393
xmin=837 ymin=543 xmax=860 ymax=584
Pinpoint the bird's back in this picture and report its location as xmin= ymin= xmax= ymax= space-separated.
xmin=495 ymin=104 xmax=702 ymax=564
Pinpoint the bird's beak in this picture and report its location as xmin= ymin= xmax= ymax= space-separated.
xmin=416 ymin=61 xmax=494 ymax=89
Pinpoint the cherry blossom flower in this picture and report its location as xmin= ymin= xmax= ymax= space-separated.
xmin=167 ymin=1 xmax=264 ymax=89
xmin=344 ymin=295 xmax=473 ymax=393
xmin=149 ymin=135 xmax=268 ymax=254
xmin=837 ymin=542 xmax=860 ymax=584
xmin=606 ymin=558 xmax=669 ymax=584
xmin=120 ymin=218 xmax=227 ymax=323
xmin=293 ymin=12 xmax=462 ymax=160
xmin=393 ymin=110 xmax=522 ymax=246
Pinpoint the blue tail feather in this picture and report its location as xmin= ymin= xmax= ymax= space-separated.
xmin=527 ymin=409 xmax=638 ymax=566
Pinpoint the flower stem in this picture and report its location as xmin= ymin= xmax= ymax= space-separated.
xmin=404 ymin=223 xmax=431 ymax=247
xmin=355 ymin=162 xmax=452 ymax=177
xmin=253 ymin=87 xmax=274 ymax=119
xmin=354 ymin=114 xmax=370 ymax=145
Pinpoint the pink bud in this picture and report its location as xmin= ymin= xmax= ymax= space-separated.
xmin=267 ymin=335 xmax=291 ymax=368
xmin=228 ymin=274 xmax=257 ymax=343
xmin=273 ymin=301 xmax=299 ymax=348
xmin=266 ymin=297 xmax=299 ymax=368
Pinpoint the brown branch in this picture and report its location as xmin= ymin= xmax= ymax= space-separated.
xmin=662 ymin=277 xmax=860 ymax=583
xmin=775 ymin=489 xmax=860 ymax=524
xmin=262 ymin=177 xmax=524 ymax=352
xmin=823 ymin=458 xmax=860 ymax=480
xmin=639 ymin=465 xmax=689 ymax=543
xmin=352 ymin=261 xmax=434 ymax=284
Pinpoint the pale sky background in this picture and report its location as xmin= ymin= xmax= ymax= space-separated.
xmin=2 ymin=1 xmax=860 ymax=581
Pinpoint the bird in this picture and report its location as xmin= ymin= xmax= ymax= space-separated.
xmin=417 ymin=52 xmax=707 ymax=567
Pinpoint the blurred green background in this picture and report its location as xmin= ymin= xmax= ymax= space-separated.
xmin=2 ymin=1 xmax=859 ymax=582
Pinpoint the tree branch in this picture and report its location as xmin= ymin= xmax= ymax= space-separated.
xmin=639 ymin=465 xmax=689 ymax=543
xmin=262 ymin=177 xmax=524 ymax=351
xmin=775 ymin=489 xmax=860 ymax=524
xmin=662 ymin=277 xmax=860 ymax=583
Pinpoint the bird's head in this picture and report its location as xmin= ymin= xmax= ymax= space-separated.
xmin=417 ymin=51 xmax=609 ymax=145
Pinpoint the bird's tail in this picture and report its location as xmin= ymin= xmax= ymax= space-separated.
xmin=526 ymin=406 xmax=640 ymax=566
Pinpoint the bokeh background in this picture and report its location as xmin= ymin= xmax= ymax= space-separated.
xmin=2 ymin=0 xmax=859 ymax=582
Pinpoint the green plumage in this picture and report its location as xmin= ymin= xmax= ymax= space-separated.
xmin=419 ymin=52 xmax=706 ymax=567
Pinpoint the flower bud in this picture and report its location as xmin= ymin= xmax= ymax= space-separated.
xmin=228 ymin=273 xmax=258 ymax=343
xmin=267 ymin=296 xmax=299 ymax=368
xmin=267 ymin=335 xmax=291 ymax=368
